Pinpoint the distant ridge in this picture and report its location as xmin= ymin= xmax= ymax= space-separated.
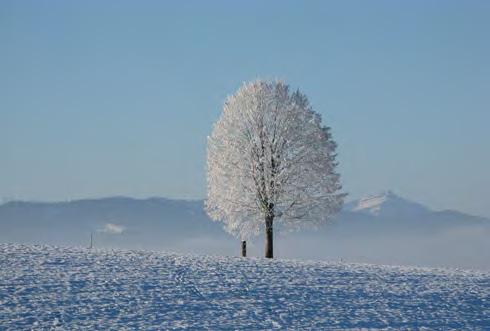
xmin=1 ymin=192 xmax=489 ymax=269
xmin=344 ymin=190 xmax=488 ymax=221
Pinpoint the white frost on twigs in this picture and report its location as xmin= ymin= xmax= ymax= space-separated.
xmin=206 ymin=80 xmax=346 ymax=239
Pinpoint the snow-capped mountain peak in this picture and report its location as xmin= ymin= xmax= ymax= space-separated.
xmin=346 ymin=191 xmax=430 ymax=217
xmin=352 ymin=191 xmax=394 ymax=215
xmin=349 ymin=191 xmax=397 ymax=215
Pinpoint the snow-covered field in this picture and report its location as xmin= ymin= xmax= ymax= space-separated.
xmin=0 ymin=243 xmax=488 ymax=330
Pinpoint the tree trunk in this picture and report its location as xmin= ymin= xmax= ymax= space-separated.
xmin=265 ymin=215 xmax=273 ymax=258
xmin=241 ymin=240 xmax=247 ymax=257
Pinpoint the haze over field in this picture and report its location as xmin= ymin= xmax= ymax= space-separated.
xmin=2 ymin=191 xmax=489 ymax=270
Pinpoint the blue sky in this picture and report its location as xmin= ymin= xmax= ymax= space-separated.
xmin=1 ymin=1 xmax=489 ymax=217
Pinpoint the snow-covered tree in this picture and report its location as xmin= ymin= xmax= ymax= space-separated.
xmin=206 ymin=80 xmax=345 ymax=258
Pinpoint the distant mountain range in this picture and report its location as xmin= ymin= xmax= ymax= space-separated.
xmin=345 ymin=191 xmax=487 ymax=222
xmin=1 ymin=192 xmax=489 ymax=269
xmin=0 ymin=197 xmax=229 ymax=253
xmin=335 ymin=191 xmax=489 ymax=235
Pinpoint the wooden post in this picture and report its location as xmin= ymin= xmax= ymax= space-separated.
xmin=89 ymin=232 xmax=93 ymax=249
xmin=241 ymin=240 xmax=247 ymax=257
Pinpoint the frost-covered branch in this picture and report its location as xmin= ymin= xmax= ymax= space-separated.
xmin=206 ymin=80 xmax=346 ymax=239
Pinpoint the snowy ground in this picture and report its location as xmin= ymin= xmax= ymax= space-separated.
xmin=0 ymin=243 xmax=488 ymax=330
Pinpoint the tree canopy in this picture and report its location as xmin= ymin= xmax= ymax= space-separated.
xmin=206 ymin=80 xmax=345 ymax=244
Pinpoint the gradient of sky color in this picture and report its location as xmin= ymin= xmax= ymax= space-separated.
xmin=1 ymin=1 xmax=489 ymax=217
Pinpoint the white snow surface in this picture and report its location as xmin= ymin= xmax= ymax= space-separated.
xmin=353 ymin=194 xmax=389 ymax=214
xmin=0 ymin=243 xmax=488 ymax=330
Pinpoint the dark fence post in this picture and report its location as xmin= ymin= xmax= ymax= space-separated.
xmin=241 ymin=240 xmax=246 ymax=257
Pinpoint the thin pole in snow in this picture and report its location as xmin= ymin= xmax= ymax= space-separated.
xmin=241 ymin=240 xmax=246 ymax=257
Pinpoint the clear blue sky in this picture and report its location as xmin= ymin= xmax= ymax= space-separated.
xmin=1 ymin=1 xmax=489 ymax=217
